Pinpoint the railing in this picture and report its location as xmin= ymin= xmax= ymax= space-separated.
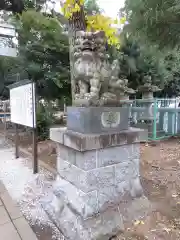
xmin=1 ymin=97 xmax=179 ymax=141
xmin=126 ymin=98 xmax=180 ymax=141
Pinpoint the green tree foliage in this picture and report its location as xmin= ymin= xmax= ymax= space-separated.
xmin=114 ymin=36 xmax=168 ymax=95
xmin=0 ymin=57 xmax=19 ymax=99
xmin=123 ymin=0 xmax=180 ymax=48
xmin=84 ymin=0 xmax=101 ymax=14
xmin=160 ymin=48 xmax=180 ymax=97
xmin=2 ymin=0 xmax=179 ymax=101
xmin=121 ymin=0 xmax=180 ymax=96
xmin=0 ymin=0 xmax=47 ymax=12
xmin=36 ymin=102 xmax=55 ymax=140
xmin=0 ymin=0 xmax=103 ymax=101
xmin=14 ymin=9 xmax=71 ymax=100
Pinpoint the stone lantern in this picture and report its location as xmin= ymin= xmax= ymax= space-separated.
xmin=137 ymin=76 xmax=161 ymax=139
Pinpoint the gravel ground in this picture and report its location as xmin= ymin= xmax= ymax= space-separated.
xmin=1 ymin=135 xmax=180 ymax=239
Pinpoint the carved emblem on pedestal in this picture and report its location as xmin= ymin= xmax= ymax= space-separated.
xmin=101 ymin=111 xmax=120 ymax=128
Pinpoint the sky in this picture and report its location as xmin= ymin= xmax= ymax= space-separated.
xmin=97 ymin=0 xmax=125 ymax=18
xmin=54 ymin=0 xmax=125 ymax=19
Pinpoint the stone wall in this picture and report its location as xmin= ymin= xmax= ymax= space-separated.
xmin=54 ymin=142 xmax=143 ymax=219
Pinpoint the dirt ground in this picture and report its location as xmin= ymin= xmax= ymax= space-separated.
xmin=117 ymin=138 xmax=180 ymax=240
xmin=2 ymin=126 xmax=180 ymax=239
xmin=0 ymin=127 xmax=57 ymax=169
xmin=21 ymin=136 xmax=180 ymax=239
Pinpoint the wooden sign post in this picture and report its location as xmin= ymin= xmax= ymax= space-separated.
xmin=9 ymin=80 xmax=38 ymax=174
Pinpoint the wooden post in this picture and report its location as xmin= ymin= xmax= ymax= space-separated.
xmin=3 ymin=102 xmax=7 ymax=138
xmin=15 ymin=123 xmax=19 ymax=159
xmin=32 ymin=127 xmax=38 ymax=174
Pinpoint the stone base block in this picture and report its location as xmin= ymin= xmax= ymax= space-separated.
xmin=50 ymin=127 xmax=142 ymax=151
xmin=51 ymin=176 xmax=143 ymax=219
xmin=45 ymin=126 xmax=149 ymax=240
xmin=67 ymin=106 xmax=129 ymax=134
xmin=131 ymin=123 xmax=149 ymax=141
xmin=42 ymin=192 xmax=151 ymax=240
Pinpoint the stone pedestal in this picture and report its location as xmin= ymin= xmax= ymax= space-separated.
xmin=142 ymin=91 xmax=154 ymax=100
xmin=67 ymin=107 xmax=129 ymax=134
xmin=43 ymin=107 xmax=150 ymax=240
xmin=137 ymin=84 xmax=160 ymax=140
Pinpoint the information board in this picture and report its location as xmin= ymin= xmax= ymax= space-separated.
xmin=10 ymin=82 xmax=36 ymax=128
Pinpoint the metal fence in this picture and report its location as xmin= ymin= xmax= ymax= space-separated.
xmin=1 ymin=97 xmax=180 ymax=142
xmin=129 ymin=98 xmax=180 ymax=141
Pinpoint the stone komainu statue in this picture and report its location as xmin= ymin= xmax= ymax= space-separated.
xmin=74 ymin=30 xmax=110 ymax=105
xmin=73 ymin=30 xmax=135 ymax=106
xmin=67 ymin=1 xmax=135 ymax=106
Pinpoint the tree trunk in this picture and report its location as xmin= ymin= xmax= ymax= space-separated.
xmin=68 ymin=2 xmax=86 ymax=105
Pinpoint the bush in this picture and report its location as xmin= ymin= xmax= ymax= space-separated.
xmin=36 ymin=102 xmax=55 ymax=141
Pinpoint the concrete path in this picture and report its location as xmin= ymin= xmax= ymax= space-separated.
xmin=0 ymin=136 xmax=62 ymax=239
xmin=0 ymin=181 xmax=38 ymax=240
